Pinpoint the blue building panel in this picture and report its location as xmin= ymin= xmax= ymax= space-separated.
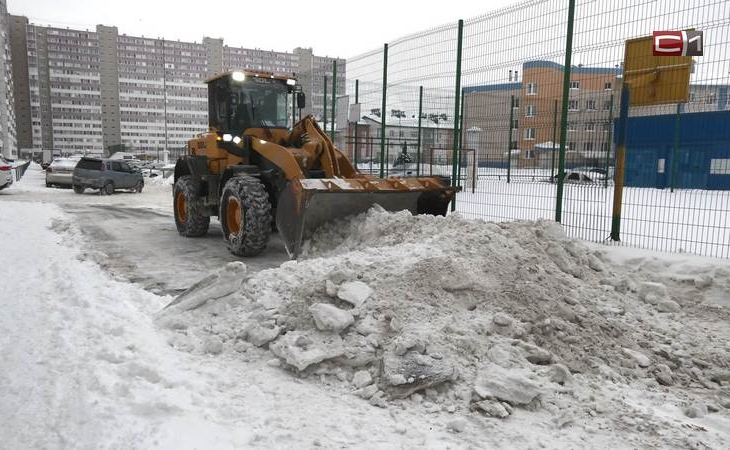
xmin=617 ymin=110 xmax=730 ymax=190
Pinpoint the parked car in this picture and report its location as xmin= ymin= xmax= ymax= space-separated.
xmin=72 ymin=157 xmax=144 ymax=194
xmin=45 ymin=157 xmax=80 ymax=188
xmin=548 ymin=170 xmax=595 ymax=184
xmin=0 ymin=155 xmax=13 ymax=190
xmin=571 ymin=166 xmax=614 ymax=182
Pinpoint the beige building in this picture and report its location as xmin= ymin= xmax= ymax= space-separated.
xmin=10 ymin=17 xmax=345 ymax=157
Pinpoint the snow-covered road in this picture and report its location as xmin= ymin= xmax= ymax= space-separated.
xmin=1 ymin=165 xmax=729 ymax=449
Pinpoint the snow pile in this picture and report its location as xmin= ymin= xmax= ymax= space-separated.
xmin=157 ymin=206 xmax=730 ymax=431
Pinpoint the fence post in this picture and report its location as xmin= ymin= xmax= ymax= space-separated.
xmin=458 ymin=88 xmax=465 ymax=187
xmin=604 ymin=93 xmax=614 ymax=189
xmin=331 ymin=60 xmax=337 ymax=142
xmin=610 ymin=84 xmax=631 ymax=241
xmin=551 ymin=99 xmax=558 ymax=180
xmin=354 ymin=79 xmax=359 ymax=167
xmin=555 ymin=0 xmax=576 ymax=223
xmin=323 ymin=75 xmax=328 ymax=134
xmin=450 ymin=19 xmax=464 ymax=212
xmin=417 ymin=85 xmax=423 ymax=177
xmin=380 ymin=43 xmax=388 ymax=178
xmin=507 ymin=95 xmax=515 ymax=183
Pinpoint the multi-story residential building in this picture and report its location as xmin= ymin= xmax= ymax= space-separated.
xmin=463 ymin=61 xmax=620 ymax=168
xmin=10 ymin=17 xmax=345 ymax=157
xmin=294 ymin=47 xmax=346 ymax=122
xmin=463 ymin=60 xmax=727 ymax=169
xmin=0 ymin=0 xmax=16 ymax=158
xmin=462 ymin=82 xmax=522 ymax=166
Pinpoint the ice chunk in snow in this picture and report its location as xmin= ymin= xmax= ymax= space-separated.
xmin=269 ymin=331 xmax=346 ymax=371
xmin=337 ymin=281 xmax=373 ymax=307
xmin=309 ymin=303 xmax=354 ymax=333
xmin=473 ymin=363 xmax=541 ymax=406
xmin=162 ymin=262 xmax=247 ymax=312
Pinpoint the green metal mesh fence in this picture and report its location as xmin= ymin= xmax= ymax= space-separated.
xmin=342 ymin=0 xmax=730 ymax=259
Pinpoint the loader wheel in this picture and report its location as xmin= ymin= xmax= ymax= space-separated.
xmin=219 ymin=176 xmax=271 ymax=256
xmin=174 ymin=175 xmax=210 ymax=237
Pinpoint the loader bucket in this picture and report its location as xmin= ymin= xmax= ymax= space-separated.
xmin=276 ymin=177 xmax=459 ymax=258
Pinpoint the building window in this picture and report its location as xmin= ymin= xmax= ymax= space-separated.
xmin=568 ymin=100 xmax=579 ymax=111
xmin=570 ymin=81 xmax=580 ymax=90
xmin=524 ymin=149 xmax=536 ymax=159
xmin=567 ymin=122 xmax=576 ymax=132
xmin=658 ymin=158 xmax=666 ymax=174
xmin=583 ymin=142 xmax=594 ymax=152
xmin=706 ymin=93 xmax=717 ymax=104
xmin=512 ymin=119 xmax=519 ymax=129
xmin=568 ymin=141 xmax=575 ymax=151
xmin=526 ymin=82 xmax=538 ymax=95
xmin=585 ymin=122 xmax=595 ymax=132
xmin=603 ymin=100 xmax=611 ymax=110
xmin=510 ymin=140 xmax=518 ymax=149
xmin=710 ymin=159 xmax=730 ymax=175
xmin=604 ymin=122 xmax=612 ymax=132
xmin=586 ymin=100 xmax=596 ymax=110
xmin=526 ymin=105 xmax=537 ymax=116
xmin=513 ymin=97 xmax=520 ymax=109
xmin=604 ymin=82 xmax=612 ymax=90
xmin=525 ymin=128 xmax=536 ymax=140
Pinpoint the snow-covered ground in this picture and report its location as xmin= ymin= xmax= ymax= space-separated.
xmin=1 ymin=164 xmax=729 ymax=449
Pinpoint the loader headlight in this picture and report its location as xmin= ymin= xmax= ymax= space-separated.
xmin=231 ymin=71 xmax=246 ymax=82
xmin=222 ymin=133 xmax=233 ymax=142
xmin=232 ymin=136 xmax=242 ymax=145
xmin=286 ymin=78 xmax=296 ymax=86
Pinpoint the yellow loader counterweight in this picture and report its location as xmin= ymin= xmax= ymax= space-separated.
xmin=173 ymin=70 xmax=459 ymax=258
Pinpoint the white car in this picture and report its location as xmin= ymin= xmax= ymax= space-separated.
xmin=46 ymin=157 xmax=80 ymax=188
xmin=0 ymin=155 xmax=13 ymax=190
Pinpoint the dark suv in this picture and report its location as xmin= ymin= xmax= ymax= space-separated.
xmin=73 ymin=157 xmax=144 ymax=194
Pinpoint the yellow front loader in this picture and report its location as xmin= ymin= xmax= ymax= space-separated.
xmin=173 ymin=70 xmax=459 ymax=258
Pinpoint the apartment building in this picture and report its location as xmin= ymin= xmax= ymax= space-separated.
xmin=10 ymin=17 xmax=345 ymax=156
xmin=462 ymin=82 xmax=522 ymax=165
xmin=0 ymin=0 xmax=16 ymax=158
xmin=463 ymin=60 xmax=727 ymax=168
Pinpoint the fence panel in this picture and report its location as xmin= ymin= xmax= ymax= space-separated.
xmin=344 ymin=0 xmax=730 ymax=259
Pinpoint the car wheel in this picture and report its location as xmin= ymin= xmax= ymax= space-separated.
xmin=73 ymin=185 xmax=85 ymax=194
xmin=46 ymin=182 xmax=51 ymax=187
xmin=134 ymin=180 xmax=144 ymax=193
xmin=101 ymin=182 xmax=114 ymax=195
xmin=219 ymin=176 xmax=271 ymax=257
xmin=173 ymin=175 xmax=210 ymax=237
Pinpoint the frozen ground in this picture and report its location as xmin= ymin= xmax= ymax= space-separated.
xmin=1 ymin=164 xmax=729 ymax=449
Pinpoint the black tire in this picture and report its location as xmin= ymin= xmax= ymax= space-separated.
xmin=73 ymin=185 xmax=85 ymax=194
xmin=219 ymin=176 xmax=271 ymax=256
xmin=101 ymin=182 xmax=114 ymax=195
xmin=134 ymin=180 xmax=144 ymax=193
xmin=173 ymin=175 xmax=210 ymax=237
xmin=46 ymin=182 xmax=51 ymax=188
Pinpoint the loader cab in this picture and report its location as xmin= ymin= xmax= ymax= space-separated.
xmin=207 ymin=71 xmax=302 ymax=137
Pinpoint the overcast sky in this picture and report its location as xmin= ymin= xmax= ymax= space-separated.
xmin=11 ymin=0 xmax=524 ymax=59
